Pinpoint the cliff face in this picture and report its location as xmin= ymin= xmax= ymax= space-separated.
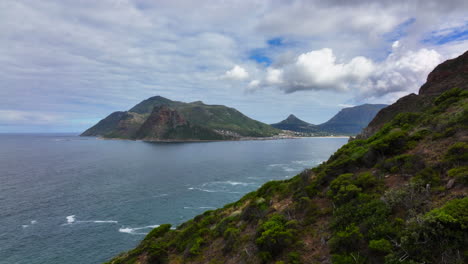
xmin=106 ymin=52 xmax=468 ymax=264
xmin=359 ymin=50 xmax=468 ymax=139
xmin=135 ymin=106 xmax=187 ymax=139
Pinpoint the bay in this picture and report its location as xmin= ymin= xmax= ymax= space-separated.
xmin=0 ymin=134 xmax=347 ymax=264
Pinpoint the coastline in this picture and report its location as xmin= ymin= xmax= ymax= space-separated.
xmin=84 ymin=135 xmax=350 ymax=143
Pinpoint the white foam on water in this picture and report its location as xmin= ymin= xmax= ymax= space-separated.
xmin=30 ymin=220 xmax=37 ymax=224
xmin=118 ymin=227 xmax=134 ymax=234
xmin=76 ymin=220 xmax=118 ymax=224
xmin=153 ymin=194 xmax=169 ymax=198
xmin=223 ymin=181 xmax=252 ymax=186
xmin=183 ymin=206 xmax=216 ymax=209
xmin=118 ymin=225 xmax=160 ymax=235
xmin=22 ymin=225 xmax=29 ymax=228
xmin=187 ymin=187 xmax=241 ymax=194
xmin=66 ymin=215 xmax=76 ymax=224
xmin=268 ymin=163 xmax=284 ymax=167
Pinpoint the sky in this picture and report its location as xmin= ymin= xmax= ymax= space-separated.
xmin=0 ymin=0 xmax=467 ymax=132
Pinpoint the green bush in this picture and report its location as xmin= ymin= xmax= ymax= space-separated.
xmin=189 ymin=237 xmax=204 ymax=256
xmin=256 ymin=214 xmax=297 ymax=255
xmin=144 ymin=224 xmax=172 ymax=241
xmin=398 ymin=198 xmax=468 ymax=263
xmin=288 ymin=252 xmax=301 ymax=264
xmin=448 ymin=166 xmax=468 ymax=184
xmin=445 ymin=142 xmax=468 ymax=164
xmin=355 ymin=171 xmax=378 ymax=190
xmin=328 ymin=173 xmax=362 ymax=205
xmin=329 ymin=224 xmax=363 ymax=252
xmin=412 ymin=167 xmax=440 ymax=187
xmin=381 ymin=154 xmax=424 ymax=174
xmin=368 ymin=238 xmax=392 ymax=254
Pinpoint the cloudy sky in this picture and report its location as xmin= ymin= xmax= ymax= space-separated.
xmin=1 ymin=0 xmax=467 ymax=132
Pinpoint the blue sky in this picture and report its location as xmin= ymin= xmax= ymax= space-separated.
xmin=0 ymin=0 xmax=467 ymax=132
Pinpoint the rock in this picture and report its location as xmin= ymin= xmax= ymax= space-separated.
xmin=446 ymin=179 xmax=456 ymax=189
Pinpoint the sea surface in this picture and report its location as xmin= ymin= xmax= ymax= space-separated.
xmin=0 ymin=134 xmax=347 ymax=264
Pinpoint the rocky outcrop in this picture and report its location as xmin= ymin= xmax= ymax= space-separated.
xmin=358 ymin=50 xmax=468 ymax=139
xmin=419 ymin=50 xmax=468 ymax=95
xmin=135 ymin=106 xmax=187 ymax=139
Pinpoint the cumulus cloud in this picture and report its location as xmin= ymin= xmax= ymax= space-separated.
xmin=361 ymin=48 xmax=442 ymax=97
xmin=244 ymin=47 xmax=442 ymax=99
xmin=222 ymin=65 xmax=249 ymax=80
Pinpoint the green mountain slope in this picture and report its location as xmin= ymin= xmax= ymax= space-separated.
xmin=81 ymin=97 xmax=279 ymax=140
xmin=272 ymin=104 xmax=387 ymax=135
xmin=105 ymin=51 xmax=468 ymax=264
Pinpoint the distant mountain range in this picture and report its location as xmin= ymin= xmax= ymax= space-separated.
xmin=271 ymin=104 xmax=388 ymax=135
xmin=81 ymin=96 xmax=279 ymax=141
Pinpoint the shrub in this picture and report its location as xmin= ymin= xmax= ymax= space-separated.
xmin=355 ymin=172 xmax=378 ymax=190
xmin=448 ymin=166 xmax=468 ymax=185
xmin=368 ymin=239 xmax=392 ymax=254
xmin=328 ymin=173 xmax=362 ymax=205
xmin=412 ymin=167 xmax=440 ymax=187
xmin=381 ymin=154 xmax=424 ymax=174
xmin=189 ymin=237 xmax=204 ymax=256
xmin=329 ymin=224 xmax=363 ymax=252
xmin=144 ymin=224 xmax=172 ymax=241
xmin=256 ymin=214 xmax=297 ymax=255
xmin=398 ymin=198 xmax=468 ymax=263
xmin=288 ymin=252 xmax=301 ymax=264
xmin=445 ymin=142 xmax=468 ymax=165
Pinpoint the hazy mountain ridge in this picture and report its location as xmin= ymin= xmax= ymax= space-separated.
xmin=272 ymin=104 xmax=388 ymax=135
xmin=105 ymin=51 xmax=468 ymax=264
xmin=81 ymin=97 xmax=279 ymax=141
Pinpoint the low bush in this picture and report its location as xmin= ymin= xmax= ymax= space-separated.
xmin=256 ymin=214 xmax=297 ymax=256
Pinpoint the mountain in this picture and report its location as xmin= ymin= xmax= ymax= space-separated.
xmin=272 ymin=104 xmax=387 ymax=135
xmin=81 ymin=97 xmax=279 ymax=141
xmin=270 ymin=114 xmax=319 ymax=133
xmin=105 ymin=51 xmax=467 ymax=264
xmin=317 ymin=104 xmax=388 ymax=134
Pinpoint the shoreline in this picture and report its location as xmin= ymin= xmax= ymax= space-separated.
xmin=85 ymin=135 xmax=350 ymax=143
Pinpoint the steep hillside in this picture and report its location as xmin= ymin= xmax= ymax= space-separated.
xmin=272 ymin=104 xmax=387 ymax=136
xmin=81 ymin=97 xmax=279 ymax=140
xmin=106 ymin=52 xmax=467 ymax=264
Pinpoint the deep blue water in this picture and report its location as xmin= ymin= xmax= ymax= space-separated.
xmin=0 ymin=134 xmax=347 ymax=264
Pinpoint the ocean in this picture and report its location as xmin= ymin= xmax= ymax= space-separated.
xmin=0 ymin=134 xmax=347 ymax=264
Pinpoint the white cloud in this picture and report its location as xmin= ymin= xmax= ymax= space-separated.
xmin=248 ymin=79 xmax=260 ymax=88
xmin=251 ymin=48 xmax=374 ymax=93
xmin=360 ymin=48 xmax=442 ymax=97
xmin=246 ymin=47 xmax=443 ymax=100
xmin=265 ymin=68 xmax=284 ymax=85
xmin=222 ymin=65 xmax=249 ymax=80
